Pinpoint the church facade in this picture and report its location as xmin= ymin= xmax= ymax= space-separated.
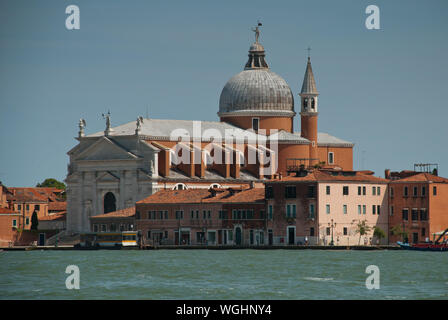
xmin=65 ymin=27 xmax=354 ymax=233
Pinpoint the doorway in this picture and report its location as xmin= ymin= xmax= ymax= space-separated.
xmin=38 ymin=233 xmax=45 ymax=246
xmin=268 ymin=229 xmax=273 ymax=245
xmin=104 ymin=192 xmax=116 ymax=213
xmin=412 ymin=232 xmax=419 ymax=244
xmin=287 ymin=226 xmax=295 ymax=245
xmin=235 ymin=227 xmax=242 ymax=245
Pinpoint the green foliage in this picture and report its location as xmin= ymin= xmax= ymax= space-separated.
xmin=31 ymin=211 xmax=38 ymax=230
xmin=390 ymin=225 xmax=408 ymax=242
xmin=36 ymin=178 xmax=66 ymax=190
xmin=373 ymin=226 xmax=386 ymax=240
xmin=355 ymin=220 xmax=372 ymax=245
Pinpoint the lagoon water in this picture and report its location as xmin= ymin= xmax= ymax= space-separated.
xmin=0 ymin=249 xmax=447 ymax=299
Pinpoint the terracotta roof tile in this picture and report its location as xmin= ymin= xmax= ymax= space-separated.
xmin=48 ymin=201 xmax=67 ymax=211
xmin=0 ymin=208 xmax=19 ymax=214
xmin=137 ymin=187 xmax=265 ymax=205
xmin=271 ymin=170 xmax=388 ymax=183
xmin=390 ymin=172 xmax=448 ymax=183
xmin=91 ymin=207 xmax=136 ymax=219
xmin=39 ymin=212 xmax=66 ymax=221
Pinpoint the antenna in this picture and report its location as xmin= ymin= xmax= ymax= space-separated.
xmin=306 ymin=46 xmax=312 ymax=59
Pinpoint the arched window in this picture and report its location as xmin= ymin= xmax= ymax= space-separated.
xmin=303 ymin=98 xmax=308 ymax=110
xmin=311 ymin=98 xmax=315 ymax=109
xmin=104 ymin=192 xmax=116 ymax=214
xmin=173 ymin=183 xmax=188 ymax=190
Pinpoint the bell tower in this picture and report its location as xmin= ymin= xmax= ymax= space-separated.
xmin=299 ymin=56 xmax=319 ymax=166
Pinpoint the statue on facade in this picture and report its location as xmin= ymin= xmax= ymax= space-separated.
xmin=102 ymin=111 xmax=113 ymax=136
xmin=78 ymin=118 xmax=86 ymax=138
xmin=135 ymin=116 xmax=144 ymax=135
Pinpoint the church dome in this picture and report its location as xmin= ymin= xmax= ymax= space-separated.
xmin=218 ymin=28 xmax=295 ymax=117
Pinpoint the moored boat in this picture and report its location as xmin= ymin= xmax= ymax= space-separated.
xmin=397 ymin=228 xmax=448 ymax=251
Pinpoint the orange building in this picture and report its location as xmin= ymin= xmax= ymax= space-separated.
xmin=388 ymin=171 xmax=448 ymax=244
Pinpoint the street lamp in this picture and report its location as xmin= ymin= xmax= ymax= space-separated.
xmin=328 ymin=219 xmax=336 ymax=246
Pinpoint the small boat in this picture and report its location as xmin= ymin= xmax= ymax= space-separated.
xmin=397 ymin=228 xmax=448 ymax=251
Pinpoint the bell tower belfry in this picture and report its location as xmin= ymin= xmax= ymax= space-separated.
xmin=299 ymin=56 xmax=319 ymax=166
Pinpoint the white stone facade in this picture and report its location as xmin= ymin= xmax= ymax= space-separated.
xmin=65 ymin=134 xmax=159 ymax=232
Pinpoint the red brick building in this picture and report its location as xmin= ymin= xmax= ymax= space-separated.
xmin=388 ymin=172 xmax=448 ymax=244
xmin=135 ymin=187 xmax=265 ymax=246
xmin=0 ymin=207 xmax=21 ymax=247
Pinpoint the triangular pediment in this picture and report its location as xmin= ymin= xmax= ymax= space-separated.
xmin=97 ymin=171 xmax=120 ymax=182
xmin=74 ymin=137 xmax=139 ymax=161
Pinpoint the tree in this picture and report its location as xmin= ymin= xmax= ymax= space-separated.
xmin=373 ymin=226 xmax=386 ymax=245
xmin=36 ymin=178 xmax=66 ymax=190
xmin=31 ymin=211 xmax=38 ymax=230
xmin=390 ymin=225 xmax=408 ymax=243
xmin=355 ymin=220 xmax=371 ymax=245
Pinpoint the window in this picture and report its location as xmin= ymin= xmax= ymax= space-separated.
xmin=285 ymin=186 xmax=296 ymax=199
xmin=404 ymin=186 xmax=408 ymax=197
xmin=26 ymin=217 xmax=30 ymax=225
xmin=208 ymin=210 xmax=211 ymax=219
xmin=421 ymin=186 xmax=426 ymax=197
xmin=420 ymin=209 xmax=428 ymax=221
xmin=135 ymin=211 xmax=141 ymax=220
xmin=286 ymin=204 xmax=296 ymax=218
xmin=372 ymin=187 xmax=376 ymax=196
xmin=101 ymin=224 xmax=107 ymax=232
xmin=93 ymin=224 xmax=98 ymax=232
xmin=219 ymin=210 xmax=227 ymax=220
xmin=372 ymin=205 xmax=376 ymax=215
xmin=390 ymin=187 xmax=394 ymax=197
xmin=18 ymin=205 xmax=21 ymax=211
xmin=328 ymin=152 xmax=334 ymax=164
xmin=326 ymin=204 xmax=330 ymax=214
xmin=309 ymin=204 xmax=315 ymax=219
xmin=421 ymin=228 xmax=426 ymax=237
xmin=343 ymin=227 xmax=348 ymax=236
xmin=402 ymin=209 xmax=409 ymax=221
xmin=433 ymin=186 xmax=437 ymax=196
xmin=358 ymin=205 xmax=361 ymax=215
xmin=190 ymin=210 xmax=194 ymax=219
xmin=268 ymin=205 xmax=273 ymax=220
xmin=35 ymin=205 xmax=40 ymax=211
xmin=390 ymin=206 xmax=394 ymax=216
xmin=377 ymin=205 xmax=381 ymax=215
xmin=377 ymin=187 xmax=380 ymax=195
xmin=303 ymin=97 xmax=309 ymax=110
xmin=310 ymin=227 xmax=315 ymax=236
xmin=110 ymin=223 xmax=116 ymax=232
xmin=147 ymin=231 xmax=151 ymax=239
xmin=12 ymin=219 xmax=17 ymax=227
xmin=411 ymin=209 xmax=418 ymax=221
xmin=363 ymin=205 xmax=366 ymax=215
xmin=363 ymin=186 xmax=366 ymax=195
xmin=307 ymin=185 xmax=316 ymax=198
xmin=311 ymin=97 xmax=316 ymax=109
xmin=343 ymin=186 xmax=349 ymax=195
xmin=232 ymin=210 xmax=237 ymax=220
xmin=259 ymin=210 xmax=265 ymax=219
xmin=265 ymin=186 xmax=274 ymax=199
xmin=413 ymin=186 xmax=418 ymax=197
xmin=26 ymin=205 xmax=29 ymax=211
xmin=176 ymin=210 xmax=184 ymax=219
xmin=358 ymin=186 xmax=361 ymax=195
xmin=343 ymin=205 xmax=347 ymax=214
xmin=252 ymin=118 xmax=259 ymax=131
xmin=326 ymin=227 xmax=331 ymax=236
xmin=326 ymin=186 xmax=331 ymax=195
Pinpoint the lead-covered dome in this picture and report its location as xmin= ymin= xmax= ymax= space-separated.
xmin=218 ymin=35 xmax=295 ymax=117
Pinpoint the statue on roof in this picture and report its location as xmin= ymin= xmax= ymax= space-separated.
xmin=135 ymin=116 xmax=144 ymax=135
xmin=102 ymin=110 xmax=113 ymax=136
xmin=252 ymin=21 xmax=262 ymax=43
xmin=78 ymin=119 xmax=86 ymax=138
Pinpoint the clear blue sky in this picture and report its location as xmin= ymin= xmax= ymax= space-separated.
xmin=1 ymin=0 xmax=447 ymax=187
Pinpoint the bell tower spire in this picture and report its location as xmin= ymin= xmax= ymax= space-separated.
xmin=299 ymin=55 xmax=319 ymax=166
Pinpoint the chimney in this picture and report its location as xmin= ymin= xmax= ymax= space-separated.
xmin=385 ymin=169 xmax=391 ymax=179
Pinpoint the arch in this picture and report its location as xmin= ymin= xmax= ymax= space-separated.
xmin=173 ymin=183 xmax=188 ymax=190
xmin=303 ymin=98 xmax=308 ymax=111
xmin=210 ymin=183 xmax=221 ymax=189
xmin=311 ymin=98 xmax=315 ymax=109
xmin=104 ymin=192 xmax=116 ymax=214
